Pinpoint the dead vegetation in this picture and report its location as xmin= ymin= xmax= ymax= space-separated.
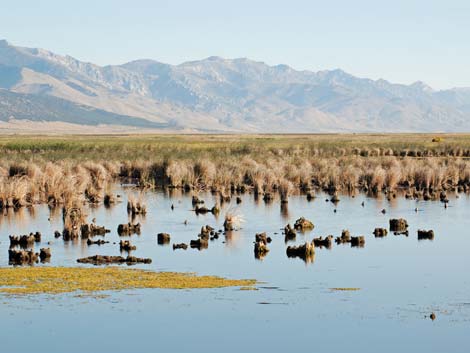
xmin=223 ymin=210 xmax=243 ymax=231
xmin=286 ymin=241 xmax=316 ymax=263
xmin=76 ymin=255 xmax=152 ymax=265
xmin=3 ymin=135 xmax=470 ymax=213
xmin=127 ymin=193 xmax=147 ymax=216
xmin=19 ymin=156 xmax=470 ymax=202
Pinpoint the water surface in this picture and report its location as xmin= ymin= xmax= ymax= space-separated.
xmin=1 ymin=188 xmax=469 ymax=353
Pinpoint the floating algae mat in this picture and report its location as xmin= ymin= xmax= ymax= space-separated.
xmin=0 ymin=267 xmax=257 ymax=295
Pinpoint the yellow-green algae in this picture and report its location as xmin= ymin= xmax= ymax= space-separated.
xmin=330 ymin=287 xmax=361 ymax=291
xmin=0 ymin=267 xmax=257 ymax=295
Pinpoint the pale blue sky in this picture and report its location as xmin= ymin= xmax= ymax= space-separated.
xmin=1 ymin=0 xmax=469 ymax=89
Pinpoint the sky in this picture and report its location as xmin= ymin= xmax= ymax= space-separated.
xmin=1 ymin=0 xmax=469 ymax=89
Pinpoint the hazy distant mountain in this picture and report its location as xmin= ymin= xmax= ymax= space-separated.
xmin=0 ymin=39 xmax=469 ymax=132
xmin=0 ymin=89 xmax=167 ymax=128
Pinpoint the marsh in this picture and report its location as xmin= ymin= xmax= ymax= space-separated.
xmin=0 ymin=183 xmax=469 ymax=352
xmin=1 ymin=135 xmax=470 ymax=353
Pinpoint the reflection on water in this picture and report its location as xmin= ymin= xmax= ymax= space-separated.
xmin=280 ymin=202 xmax=289 ymax=219
xmin=1 ymin=207 xmax=29 ymax=228
xmin=224 ymin=230 xmax=242 ymax=249
xmin=0 ymin=187 xmax=470 ymax=353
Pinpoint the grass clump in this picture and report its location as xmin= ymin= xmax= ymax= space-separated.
xmin=127 ymin=193 xmax=147 ymax=216
xmin=0 ymin=267 xmax=257 ymax=295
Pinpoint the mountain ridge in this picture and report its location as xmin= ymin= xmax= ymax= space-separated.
xmin=0 ymin=39 xmax=469 ymax=132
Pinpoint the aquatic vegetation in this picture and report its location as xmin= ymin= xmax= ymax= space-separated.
xmin=254 ymin=241 xmax=270 ymax=260
xmin=293 ymin=217 xmax=314 ymax=231
xmin=76 ymin=255 xmax=151 ymax=265
xmin=284 ymin=224 xmax=296 ymax=241
xmin=173 ymin=243 xmax=188 ymax=250
xmin=62 ymin=198 xmax=87 ymax=240
xmin=389 ymin=218 xmax=409 ymax=233
xmin=255 ymin=232 xmax=271 ymax=244
xmin=39 ymin=248 xmax=51 ymax=261
xmin=87 ymin=239 xmax=109 ymax=246
xmin=335 ymin=230 xmax=351 ymax=244
xmin=127 ymin=193 xmax=147 ymax=216
xmin=81 ymin=223 xmax=109 ymax=238
xmin=278 ymin=179 xmax=293 ymax=203
xmin=157 ymin=233 xmax=171 ymax=245
xmin=8 ymin=249 xmax=39 ymax=265
xmin=330 ymin=287 xmax=361 ymax=291
xmin=3 ymin=134 xmax=470 ymax=212
xmin=313 ymin=235 xmax=334 ymax=248
xmin=190 ymin=237 xmax=208 ymax=250
xmin=350 ymin=236 xmax=366 ymax=247
xmin=9 ymin=233 xmax=37 ymax=248
xmin=373 ymin=228 xmax=388 ymax=237
xmin=0 ymin=267 xmax=257 ymax=295
xmin=119 ymin=240 xmax=136 ymax=251
xmin=286 ymin=241 xmax=316 ymax=263
xmin=223 ymin=210 xmax=243 ymax=231
xmin=117 ymin=222 xmax=141 ymax=236
xmin=417 ymin=229 xmax=435 ymax=240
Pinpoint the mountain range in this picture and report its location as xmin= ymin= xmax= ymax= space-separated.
xmin=0 ymin=39 xmax=469 ymax=133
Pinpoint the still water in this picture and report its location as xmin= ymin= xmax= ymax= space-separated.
xmin=0 ymin=188 xmax=469 ymax=353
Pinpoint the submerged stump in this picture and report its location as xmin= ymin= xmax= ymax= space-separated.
xmin=417 ymin=229 xmax=435 ymax=240
xmin=389 ymin=218 xmax=409 ymax=233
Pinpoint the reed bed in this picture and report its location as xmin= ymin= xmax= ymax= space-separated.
xmin=2 ymin=134 xmax=470 ymax=210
